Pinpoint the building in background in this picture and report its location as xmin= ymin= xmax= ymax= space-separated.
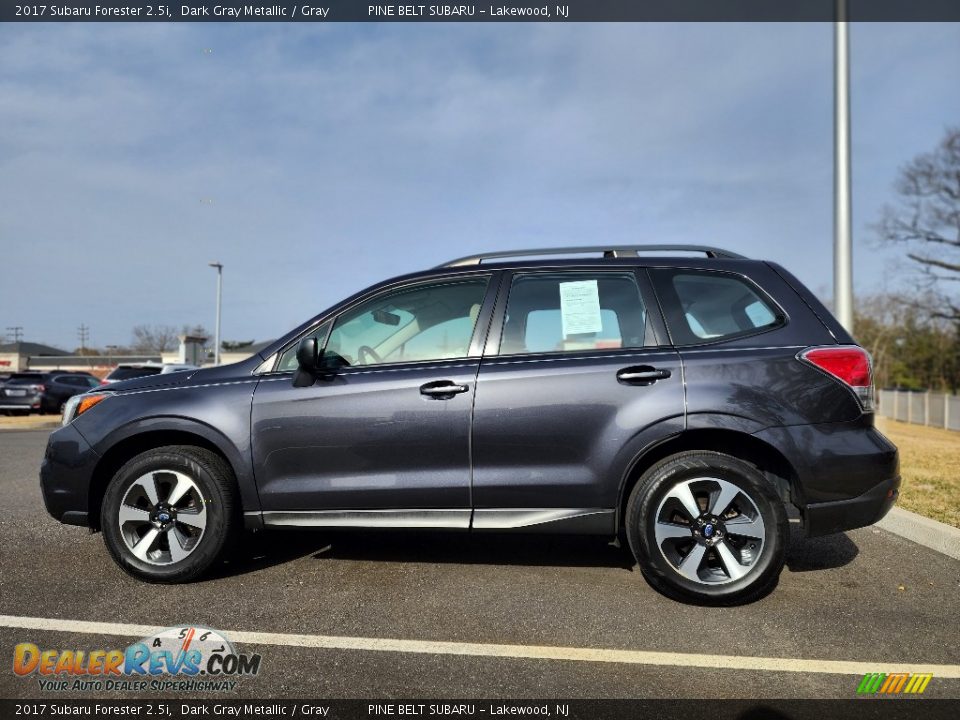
xmin=0 ymin=342 xmax=72 ymax=373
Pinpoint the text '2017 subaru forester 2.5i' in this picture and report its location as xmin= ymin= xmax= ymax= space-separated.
xmin=41 ymin=245 xmax=899 ymax=603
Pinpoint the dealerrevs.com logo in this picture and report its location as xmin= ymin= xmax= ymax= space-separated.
xmin=13 ymin=625 xmax=262 ymax=693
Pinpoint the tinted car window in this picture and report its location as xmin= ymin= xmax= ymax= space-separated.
xmin=325 ymin=278 xmax=489 ymax=367
xmin=7 ymin=374 xmax=44 ymax=385
xmin=650 ymin=268 xmax=783 ymax=345
xmin=59 ymin=376 xmax=92 ymax=387
xmin=499 ymin=273 xmax=649 ymax=355
xmin=106 ymin=367 xmax=163 ymax=381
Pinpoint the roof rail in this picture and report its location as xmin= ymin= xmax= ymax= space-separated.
xmin=440 ymin=245 xmax=746 ymax=267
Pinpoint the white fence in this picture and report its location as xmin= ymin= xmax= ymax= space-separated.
xmin=877 ymin=389 xmax=960 ymax=431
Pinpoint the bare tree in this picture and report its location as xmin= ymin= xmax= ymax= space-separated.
xmin=131 ymin=324 xmax=179 ymax=354
xmin=876 ymin=126 xmax=960 ymax=323
xmin=181 ymin=324 xmax=209 ymax=339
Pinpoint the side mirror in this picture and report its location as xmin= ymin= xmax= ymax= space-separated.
xmin=293 ymin=338 xmax=320 ymax=387
xmin=296 ymin=337 xmax=319 ymax=372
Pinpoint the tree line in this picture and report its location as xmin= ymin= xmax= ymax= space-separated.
xmin=862 ymin=126 xmax=960 ymax=392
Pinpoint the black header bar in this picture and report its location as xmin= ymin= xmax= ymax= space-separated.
xmin=3 ymin=0 xmax=960 ymax=23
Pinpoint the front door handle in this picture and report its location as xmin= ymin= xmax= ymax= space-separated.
xmin=616 ymin=366 xmax=672 ymax=385
xmin=420 ymin=381 xmax=469 ymax=398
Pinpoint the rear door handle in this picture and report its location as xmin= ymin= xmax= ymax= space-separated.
xmin=616 ymin=366 xmax=672 ymax=385
xmin=420 ymin=381 xmax=469 ymax=398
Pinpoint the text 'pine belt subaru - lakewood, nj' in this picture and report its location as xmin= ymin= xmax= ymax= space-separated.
xmin=40 ymin=245 xmax=899 ymax=603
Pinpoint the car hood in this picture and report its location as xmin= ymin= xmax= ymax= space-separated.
xmin=100 ymin=358 xmax=263 ymax=393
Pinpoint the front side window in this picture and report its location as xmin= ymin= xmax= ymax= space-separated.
xmin=499 ymin=272 xmax=649 ymax=356
xmin=322 ymin=278 xmax=489 ymax=368
xmin=650 ymin=269 xmax=783 ymax=345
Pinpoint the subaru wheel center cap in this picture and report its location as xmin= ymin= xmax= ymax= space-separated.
xmin=703 ymin=523 xmax=714 ymax=538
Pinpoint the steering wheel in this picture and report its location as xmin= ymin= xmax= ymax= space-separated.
xmin=357 ymin=345 xmax=382 ymax=365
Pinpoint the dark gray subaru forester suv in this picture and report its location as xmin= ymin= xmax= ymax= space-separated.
xmin=41 ymin=246 xmax=899 ymax=603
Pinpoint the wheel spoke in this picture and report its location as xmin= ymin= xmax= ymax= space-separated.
xmin=176 ymin=509 xmax=206 ymax=531
xmin=168 ymin=528 xmax=190 ymax=563
xmin=676 ymin=543 xmax=707 ymax=581
xmin=666 ymin=482 xmax=702 ymax=522
xmin=726 ymin=515 xmax=765 ymax=539
xmin=654 ymin=521 xmax=692 ymax=543
xmin=166 ymin=473 xmax=195 ymax=506
xmin=130 ymin=474 xmax=160 ymax=507
xmin=131 ymin=528 xmax=161 ymax=561
xmin=118 ymin=504 xmax=151 ymax=525
xmin=709 ymin=481 xmax=740 ymax=517
xmin=714 ymin=540 xmax=750 ymax=581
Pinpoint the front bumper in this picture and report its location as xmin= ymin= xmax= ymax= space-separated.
xmin=803 ymin=474 xmax=901 ymax=537
xmin=39 ymin=423 xmax=100 ymax=527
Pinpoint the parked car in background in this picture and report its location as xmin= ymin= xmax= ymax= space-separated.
xmin=100 ymin=363 xmax=199 ymax=385
xmin=0 ymin=371 xmax=101 ymax=415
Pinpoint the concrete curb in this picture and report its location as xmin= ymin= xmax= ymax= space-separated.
xmin=877 ymin=506 xmax=960 ymax=561
xmin=0 ymin=419 xmax=59 ymax=431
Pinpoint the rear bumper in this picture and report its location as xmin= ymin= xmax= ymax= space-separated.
xmin=39 ymin=423 xmax=99 ymax=527
xmin=803 ymin=474 xmax=900 ymax=537
xmin=0 ymin=397 xmax=42 ymax=410
xmin=752 ymin=416 xmax=900 ymax=536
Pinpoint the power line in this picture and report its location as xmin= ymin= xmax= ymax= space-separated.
xmin=78 ymin=324 xmax=90 ymax=352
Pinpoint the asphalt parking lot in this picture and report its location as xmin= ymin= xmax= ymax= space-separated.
xmin=1 ymin=429 xmax=959 ymax=700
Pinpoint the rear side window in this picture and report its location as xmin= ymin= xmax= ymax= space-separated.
xmin=7 ymin=374 xmax=44 ymax=385
xmin=650 ymin=269 xmax=783 ymax=346
xmin=499 ymin=272 xmax=650 ymax=355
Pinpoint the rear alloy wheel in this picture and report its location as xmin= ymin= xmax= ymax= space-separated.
xmin=625 ymin=451 xmax=787 ymax=604
xmin=102 ymin=446 xmax=238 ymax=582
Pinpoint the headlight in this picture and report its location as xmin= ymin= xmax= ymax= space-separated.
xmin=62 ymin=392 xmax=110 ymax=426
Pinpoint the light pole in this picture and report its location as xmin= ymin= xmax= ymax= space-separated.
xmin=208 ymin=262 xmax=223 ymax=365
xmin=834 ymin=0 xmax=854 ymax=333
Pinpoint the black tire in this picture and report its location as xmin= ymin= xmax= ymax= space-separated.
xmin=625 ymin=450 xmax=787 ymax=605
xmin=101 ymin=445 xmax=239 ymax=583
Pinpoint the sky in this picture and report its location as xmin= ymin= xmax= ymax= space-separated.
xmin=1 ymin=22 xmax=959 ymax=351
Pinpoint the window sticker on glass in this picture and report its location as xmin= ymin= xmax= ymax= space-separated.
xmin=559 ymin=280 xmax=603 ymax=336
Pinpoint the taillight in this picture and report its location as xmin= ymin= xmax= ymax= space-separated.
xmin=799 ymin=346 xmax=874 ymax=411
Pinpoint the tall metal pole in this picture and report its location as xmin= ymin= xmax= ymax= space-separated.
xmin=834 ymin=0 xmax=854 ymax=333
xmin=209 ymin=262 xmax=223 ymax=365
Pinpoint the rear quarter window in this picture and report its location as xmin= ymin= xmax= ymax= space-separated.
xmin=649 ymin=268 xmax=784 ymax=346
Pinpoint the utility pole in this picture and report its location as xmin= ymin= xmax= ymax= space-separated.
xmin=77 ymin=324 xmax=90 ymax=353
xmin=834 ymin=0 xmax=854 ymax=334
xmin=6 ymin=326 xmax=23 ymax=344
xmin=208 ymin=262 xmax=223 ymax=365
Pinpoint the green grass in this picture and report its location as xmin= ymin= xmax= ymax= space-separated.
xmin=876 ymin=417 xmax=960 ymax=528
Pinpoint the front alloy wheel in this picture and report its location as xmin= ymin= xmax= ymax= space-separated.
xmin=118 ymin=470 xmax=208 ymax=565
xmin=102 ymin=445 xmax=237 ymax=583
